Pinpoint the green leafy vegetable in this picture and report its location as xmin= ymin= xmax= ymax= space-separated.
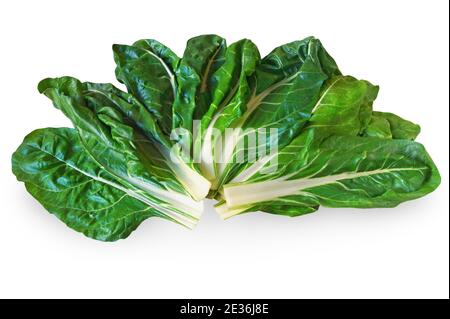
xmin=199 ymin=37 xmax=341 ymax=191
xmin=37 ymin=76 xmax=211 ymax=202
xmin=196 ymin=39 xmax=260 ymax=184
xmin=12 ymin=128 xmax=202 ymax=241
xmin=113 ymin=39 xmax=179 ymax=135
xmin=12 ymin=35 xmax=441 ymax=241
xmin=217 ymin=128 xmax=440 ymax=219
xmin=223 ymin=75 xmax=379 ymax=188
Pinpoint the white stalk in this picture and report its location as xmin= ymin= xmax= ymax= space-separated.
xmin=199 ymin=113 xmax=221 ymax=181
xmin=216 ymin=70 xmax=302 ymax=180
xmin=199 ymin=83 xmax=240 ymax=183
xmin=59 ymin=155 xmax=202 ymax=229
xmin=160 ymin=145 xmax=211 ymax=201
xmin=230 ymin=152 xmax=277 ymax=183
xmin=223 ymin=167 xmax=426 ymax=208
xmin=215 ymin=201 xmax=249 ymax=220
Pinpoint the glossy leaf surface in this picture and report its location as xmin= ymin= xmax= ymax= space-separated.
xmin=219 ymin=129 xmax=441 ymax=219
xmin=12 ymin=35 xmax=441 ymax=239
xmin=12 ymin=128 xmax=196 ymax=241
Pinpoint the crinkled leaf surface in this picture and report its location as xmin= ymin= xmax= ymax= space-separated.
xmin=12 ymin=35 xmax=441 ymax=239
xmin=38 ymin=76 xmax=210 ymax=201
xmin=219 ymin=129 xmax=440 ymax=219
xmin=113 ymin=39 xmax=179 ymax=135
xmin=363 ymin=111 xmax=421 ymax=140
xmin=228 ymin=75 xmax=377 ymax=186
xmin=12 ymin=128 xmax=193 ymax=241
xmin=202 ymin=37 xmax=342 ymax=190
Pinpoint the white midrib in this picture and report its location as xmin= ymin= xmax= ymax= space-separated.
xmin=199 ymin=82 xmax=240 ymax=182
xmin=214 ymin=202 xmax=249 ymax=220
xmin=246 ymin=70 xmax=301 ymax=115
xmin=122 ymin=174 xmax=203 ymax=217
xmin=86 ymin=88 xmax=210 ymax=201
xmin=223 ymin=167 xmax=427 ymax=208
xmin=38 ymin=147 xmax=200 ymax=229
xmin=199 ymin=111 xmax=222 ymax=181
xmin=140 ymin=47 xmax=177 ymax=98
xmin=310 ymin=77 xmax=342 ymax=114
xmin=156 ymin=144 xmax=211 ymax=201
xmin=225 ymin=77 xmax=345 ymax=184
xmin=230 ymin=152 xmax=277 ymax=183
xmin=217 ymin=70 xmax=303 ymax=177
xmin=100 ymin=176 xmax=198 ymax=228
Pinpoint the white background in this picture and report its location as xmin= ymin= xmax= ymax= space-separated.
xmin=0 ymin=0 xmax=448 ymax=299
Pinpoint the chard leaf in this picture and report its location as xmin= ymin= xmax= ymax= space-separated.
xmin=229 ymin=75 xmax=376 ymax=185
xmin=205 ymin=37 xmax=341 ymax=190
xmin=81 ymin=80 xmax=212 ymax=200
xmin=112 ymin=37 xmax=230 ymax=193
xmin=363 ymin=111 xmax=421 ymax=140
xmin=12 ymin=128 xmax=200 ymax=241
xmin=168 ymin=35 xmax=228 ymax=170
xmin=13 ymin=34 xmax=441 ymax=238
xmin=306 ymin=76 xmax=379 ymax=135
xmin=197 ymin=39 xmax=261 ymax=182
xmin=219 ymin=129 xmax=440 ymax=219
xmin=113 ymin=40 xmax=179 ymax=134
xmin=37 ymin=77 xmax=209 ymax=207
xmin=175 ymin=34 xmax=227 ymax=132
